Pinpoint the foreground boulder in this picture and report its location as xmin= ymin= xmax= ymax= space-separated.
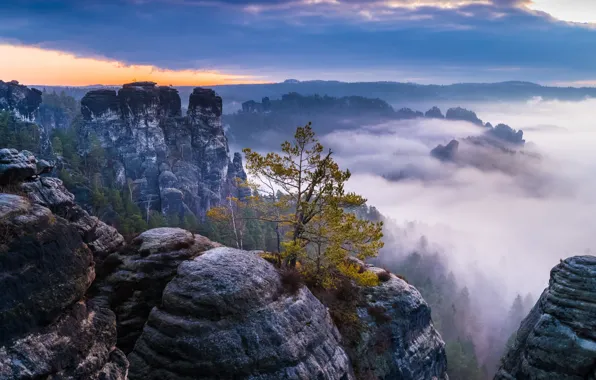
xmin=0 ymin=149 xmax=37 ymax=185
xmin=0 ymin=193 xmax=127 ymax=379
xmin=93 ymin=227 xmax=220 ymax=353
xmin=0 ymin=148 xmax=124 ymax=267
xmin=495 ymin=256 xmax=596 ymax=380
xmin=128 ymin=247 xmax=355 ymax=380
xmin=19 ymin=175 xmax=125 ymax=265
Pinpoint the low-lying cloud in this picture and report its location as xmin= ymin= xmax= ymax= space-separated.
xmin=322 ymin=97 xmax=596 ymax=300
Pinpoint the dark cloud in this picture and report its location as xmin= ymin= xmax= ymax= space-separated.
xmin=1 ymin=0 xmax=595 ymax=83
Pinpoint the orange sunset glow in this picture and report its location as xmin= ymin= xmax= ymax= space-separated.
xmin=0 ymin=44 xmax=268 ymax=86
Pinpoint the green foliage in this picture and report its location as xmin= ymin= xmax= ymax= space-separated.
xmin=446 ymin=340 xmax=484 ymax=380
xmin=0 ymin=111 xmax=41 ymax=154
xmin=243 ymin=123 xmax=384 ymax=288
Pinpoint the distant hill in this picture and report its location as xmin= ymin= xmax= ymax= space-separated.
xmin=30 ymin=80 xmax=596 ymax=106
xmin=210 ymin=80 xmax=596 ymax=105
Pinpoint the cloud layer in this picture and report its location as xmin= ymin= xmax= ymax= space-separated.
xmin=322 ymin=98 xmax=596 ymax=299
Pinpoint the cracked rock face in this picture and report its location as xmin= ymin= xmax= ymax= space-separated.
xmin=80 ymin=83 xmax=247 ymax=218
xmin=351 ymin=265 xmax=449 ymax=380
xmin=0 ymin=193 xmax=127 ymax=379
xmin=128 ymin=247 xmax=355 ymax=380
xmin=93 ymin=227 xmax=221 ymax=354
xmin=0 ymin=149 xmax=37 ymax=185
xmin=20 ymin=175 xmax=125 ymax=266
xmin=495 ymin=256 xmax=596 ymax=380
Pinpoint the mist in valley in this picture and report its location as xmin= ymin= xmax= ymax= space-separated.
xmin=315 ymin=97 xmax=596 ymax=376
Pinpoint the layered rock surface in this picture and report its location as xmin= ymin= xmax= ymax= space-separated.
xmin=495 ymin=256 xmax=596 ymax=380
xmin=0 ymin=191 xmax=127 ymax=379
xmin=80 ymin=82 xmax=246 ymax=218
xmin=19 ymin=172 xmax=125 ymax=266
xmin=93 ymin=227 xmax=220 ymax=353
xmin=128 ymin=247 xmax=355 ymax=380
xmin=349 ymin=264 xmax=449 ymax=380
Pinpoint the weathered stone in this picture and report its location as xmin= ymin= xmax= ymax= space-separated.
xmin=0 ymin=301 xmax=128 ymax=380
xmin=80 ymin=84 xmax=247 ymax=219
xmin=20 ymin=176 xmax=125 ymax=264
xmin=93 ymin=227 xmax=221 ymax=353
xmin=128 ymin=247 xmax=355 ymax=380
xmin=0 ymin=192 xmax=128 ymax=379
xmin=0 ymin=148 xmax=37 ymax=185
xmin=354 ymin=266 xmax=449 ymax=380
xmin=0 ymin=194 xmax=94 ymax=345
xmin=495 ymin=256 xmax=596 ymax=380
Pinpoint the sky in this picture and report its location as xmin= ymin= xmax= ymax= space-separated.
xmin=1 ymin=0 xmax=596 ymax=85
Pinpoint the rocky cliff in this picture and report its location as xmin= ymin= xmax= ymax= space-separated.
xmin=80 ymin=82 xmax=246 ymax=218
xmin=128 ymin=247 xmax=355 ymax=380
xmin=0 ymin=80 xmax=42 ymax=122
xmin=1 ymin=149 xmax=450 ymax=380
xmin=354 ymin=265 xmax=449 ymax=380
xmin=0 ymin=151 xmax=128 ymax=379
xmin=495 ymin=256 xmax=596 ymax=380
xmin=93 ymin=227 xmax=221 ymax=353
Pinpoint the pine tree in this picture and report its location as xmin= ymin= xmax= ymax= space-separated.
xmin=243 ymin=123 xmax=384 ymax=287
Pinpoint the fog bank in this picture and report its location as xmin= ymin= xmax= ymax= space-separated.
xmin=323 ymin=97 xmax=596 ymax=299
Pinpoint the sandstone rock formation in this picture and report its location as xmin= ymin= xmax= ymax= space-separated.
xmin=80 ymin=82 xmax=246 ymax=219
xmin=0 ymin=80 xmax=42 ymax=122
xmin=358 ymin=268 xmax=448 ymax=380
xmin=93 ymin=227 xmax=220 ymax=353
xmin=0 ymin=192 xmax=127 ymax=379
xmin=344 ymin=261 xmax=449 ymax=380
xmin=495 ymin=256 xmax=596 ymax=380
xmin=20 ymin=174 xmax=125 ymax=265
xmin=0 ymin=148 xmax=37 ymax=185
xmin=128 ymin=247 xmax=355 ymax=380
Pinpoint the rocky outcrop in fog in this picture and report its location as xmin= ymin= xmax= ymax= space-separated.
xmin=431 ymin=139 xmax=459 ymax=162
xmin=93 ymin=227 xmax=221 ymax=353
xmin=128 ymin=247 xmax=355 ymax=380
xmin=425 ymin=106 xmax=445 ymax=119
xmin=0 ymin=155 xmax=128 ymax=379
xmin=445 ymin=107 xmax=484 ymax=126
xmin=396 ymin=107 xmax=424 ymax=119
xmin=495 ymin=256 xmax=596 ymax=380
xmin=353 ymin=265 xmax=449 ymax=380
xmin=79 ymin=82 xmax=246 ymax=218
